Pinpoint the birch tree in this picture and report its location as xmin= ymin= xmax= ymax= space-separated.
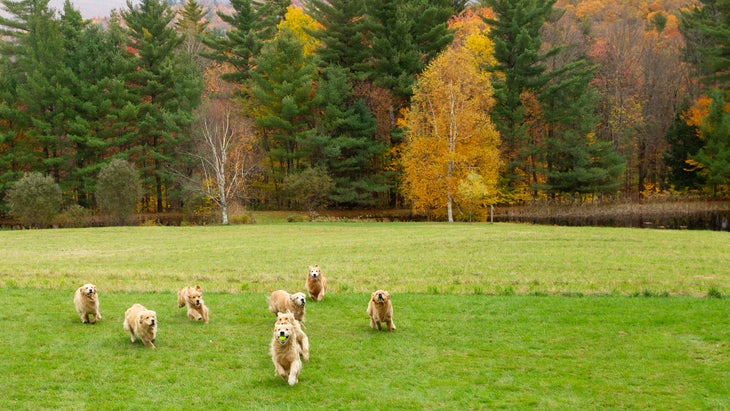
xmin=183 ymin=64 xmax=260 ymax=224
xmin=401 ymin=42 xmax=500 ymax=221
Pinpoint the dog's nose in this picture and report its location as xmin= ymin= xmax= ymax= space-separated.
xmin=279 ymin=331 xmax=285 ymax=336
xmin=150 ymin=319 xmax=155 ymax=325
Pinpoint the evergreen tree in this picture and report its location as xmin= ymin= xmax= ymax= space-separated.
xmin=250 ymin=28 xmax=321 ymax=203
xmin=13 ymin=1 xmax=77 ymax=187
xmin=0 ymin=0 xmax=35 ymax=203
xmin=304 ymin=0 xmax=371 ymax=82
xmin=679 ymin=0 xmax=730 ymax=195
xmin=200 ymin=0 xmax=260 ymax=84
xmin=664 ymin=110 xmax=705 ymax=191
xmin=680 ymin=0 xmax=730 ymax=85
xmin=316 ymin=66 xmax=388 ymax=206
xmin=201 ymin=0 xmax=288 ymax=86
xmin=481 ymin=0 xmax=558 ymax=198
xmin=540 ymin=60 xmax=624 ymax=198
xmin=63 ymin=12 xmax=139 ymax=207
xmin=122 ymin=0 xmax=203 ymax=212
xmin=176 ymin=0 xmax=209 ymax=67
xmin=367 ymin=0 xmax=454 ymax=102
xmin=57 ymin=1 xmax=101 ymax=206
xmin=692 ymin=89 xmax=730 ymax=196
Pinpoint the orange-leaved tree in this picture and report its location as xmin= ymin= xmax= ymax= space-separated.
xmin=401 ymin=38 xmax=500 ymax=221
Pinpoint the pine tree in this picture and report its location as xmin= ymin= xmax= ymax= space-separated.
xmin=692 ymin=90 xmax=730 ymax=196
xmin=13 ymin=0 xmax=73 ymax=185
xmin=201 ymin=0 xmax=288 ymax=86
xmin=200 ymin=0 xmax=260 ymax=84
xmin=316 ymin=66 xmax=388 ymax=206
xmin=367 ymin=0 xmax=454 ymax=102
xmin=680 ymin=0 xmax=730 ymax=85
xmin=540 ymin=61 xmax=625 ymax=198
xmin=122 ymin=0 xmax=203 ymax=212
xmin=664 ymin=110 xmax=705 ymax=191
xmin=63 ymin=10 xmax=139 ymax=206
xmin=176 ymin=0 xmax=209 ymax=65
xmin=250 ymin=28 xmax=321 ymax=203
xmin=304 ymin=0 xmax=371 ymax=82
xmin=482 ymin=0 xmax=558 ymax=198
xmin=679 ymin=0 xmax=730 ymax=195
xmin=0 ymin=0 xmax=36 ymax=202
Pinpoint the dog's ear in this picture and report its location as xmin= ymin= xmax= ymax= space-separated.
xmin=384 ymin=291 xmax=390 ymax=299
xmin=195 ymin=285 xmax=202 ymax=291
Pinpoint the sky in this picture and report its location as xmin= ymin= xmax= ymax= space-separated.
xmin=48 ymin=0 xmax=139 ymax=19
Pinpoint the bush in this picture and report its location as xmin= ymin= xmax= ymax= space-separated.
xmin=230 ymin=214 xmax=251 ymax=224
xmin=56 ymin=205 xmax=92 ymax=228
xmin=283 ymin=167 xmax=334 ymax=221
xmin=96 ymin=159 xmax=142 ymax=226
xmin=5 ymin=172 xmax=62 ymax=228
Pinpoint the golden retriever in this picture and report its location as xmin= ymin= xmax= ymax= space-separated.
xmin=367 ymin=289 xmax=396 ymax=331
xmin=305 ymin=265 xmax=327 ymax=301
xmin=74 ymin=283 xmax=101 ymax=324
xmin=275 ymin=311 xmax=309 ymax=362
xmin=270 ymin=321 xmax=303 ymax=386
xmin=177 ymin=285 xmax=209 ymax=323
xmin=267 ymin=290 xmax=306 ymax=322
xmin=123 ymin=303 xmax=157 ymax=349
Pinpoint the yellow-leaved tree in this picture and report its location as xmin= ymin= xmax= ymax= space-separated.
xmin=277 ymin=6 xmax=321 ymax=56
xmin=401 ymin=29 xmax=500 ymax=222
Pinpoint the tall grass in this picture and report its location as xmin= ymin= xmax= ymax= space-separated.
xmin=1 ymin=222 xmax=727 ymax=296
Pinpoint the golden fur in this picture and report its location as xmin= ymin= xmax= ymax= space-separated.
xmin=269 ymin=321 xmax=303 ymax=386
xmin=305 ymin=265 xmax=327 ymax=301
xmin=275 ymin=312 xmax=309 ymax=362
xmin=267 ymin=290 xmax=306 ymax=322
xmin=123 ymin=303 xmax=158 ymax=349
xmin=177 ymin=285 xmax=209 ymax=323
xmin=367 ymin=290 xmax=396 ymax=331
xmin=74 ymin=283 xmax=101 ymax=324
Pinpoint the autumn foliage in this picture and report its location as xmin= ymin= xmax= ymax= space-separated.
xmin=401 ymin=15 xmax=500 ymax=221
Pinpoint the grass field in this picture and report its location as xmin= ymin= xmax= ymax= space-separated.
xmin=1 ymin=222 xmax=729 ymax=409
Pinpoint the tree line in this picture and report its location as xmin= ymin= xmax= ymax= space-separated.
xmin=0 ymin=0 xmax=727 ymax=224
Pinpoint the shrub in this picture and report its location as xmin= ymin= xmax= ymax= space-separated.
xmin=96 ymin=159 xmax=142 ymax=226
xmin=283 ymin=167 xmax=334 ymax=221
xmin=230 ymin=214 xmax=251 ymax=224
xmin=5 ymin=172 xmax=62 ymax=228
xmin=56 ymin=205 xmax=92 ymax=228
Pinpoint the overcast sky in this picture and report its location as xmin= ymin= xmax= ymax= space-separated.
xmin=48 ymin=0 xmax=139 ymax=19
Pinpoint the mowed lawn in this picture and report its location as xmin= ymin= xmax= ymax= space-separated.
xmin=1 ymin=222 xmax=729 ymax=409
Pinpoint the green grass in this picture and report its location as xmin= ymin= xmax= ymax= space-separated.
xmin=1 ymin=222 xmax=728 ymax=296
xmin=1 ymin=222 xmax=729 ymax=409
xmin=1 ymin=289 xmax=728 ymax=409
